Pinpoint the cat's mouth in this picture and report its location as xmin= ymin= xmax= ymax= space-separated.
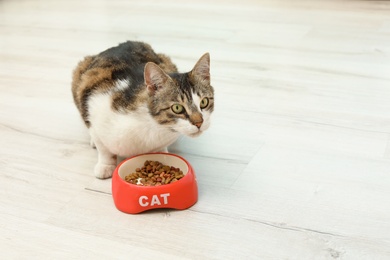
xmin=189 ymin=130 xmax=202 ymax=138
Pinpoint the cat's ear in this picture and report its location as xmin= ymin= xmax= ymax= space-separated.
xmin=191 ymin=53 xmax=210 ymax=84
xmin=144 ymin=62 xmax=171 ymax=95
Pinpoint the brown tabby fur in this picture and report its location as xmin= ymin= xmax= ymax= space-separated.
xmin=71 ymin=42 xmax=178 ymax=127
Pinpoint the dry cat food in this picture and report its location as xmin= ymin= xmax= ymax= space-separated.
xmin=124 ymin=160 xmax=185 ymax=186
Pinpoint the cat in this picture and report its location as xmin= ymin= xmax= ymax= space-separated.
xmin=71 ymin=41 xmax=214 ymax=179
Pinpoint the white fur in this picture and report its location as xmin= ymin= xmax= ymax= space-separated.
xmin=192 ymin=92 xmax=202 ymax=111
xmin=115 ymin=79 xmax=130 ymax=91
xmin=87 ymin=86 xmax=212 ymax=178
xmin=88 ymin=93 xmax=180 ymax=158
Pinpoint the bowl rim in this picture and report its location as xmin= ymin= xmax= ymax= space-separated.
xmin=115 ymin=152 xmax=192 ymax=189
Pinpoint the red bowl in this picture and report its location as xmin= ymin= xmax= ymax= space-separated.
xmin=112 ymin=153 xmax=198 ymax=214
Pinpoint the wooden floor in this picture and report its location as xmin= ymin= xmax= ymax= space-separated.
xmin=1 ymin=0 xmax=390 ymax=259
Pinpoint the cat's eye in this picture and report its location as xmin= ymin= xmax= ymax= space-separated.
xmin=200 ymin=97 xmax=209 ymax=109
xmin=171 ymin=104 xmax=184 ymax=114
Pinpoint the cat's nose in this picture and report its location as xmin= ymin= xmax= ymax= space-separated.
xmin=193 ymin=121 xmax=203 ymax=129
xmin=190 ymin=113 xmax=203 ymax=129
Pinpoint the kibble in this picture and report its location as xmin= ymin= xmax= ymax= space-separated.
xmin=124 ymin=160 xmax=185 ymax=186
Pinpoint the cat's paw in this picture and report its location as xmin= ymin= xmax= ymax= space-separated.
xmin=94 ymin=163 xmax=116 ymax=179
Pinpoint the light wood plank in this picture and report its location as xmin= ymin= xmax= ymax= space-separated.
xmin=1 ymin=0 xmax=390 ymax=259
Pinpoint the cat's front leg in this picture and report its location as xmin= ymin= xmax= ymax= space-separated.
xmin=91 ymin=134 xmax=117 ymax=179
xmin=94 ymin=149 xmax=117 ymax=179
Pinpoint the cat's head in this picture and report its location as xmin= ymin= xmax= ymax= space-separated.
xmin=144 ymin=53 xmax=214 ymax=137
